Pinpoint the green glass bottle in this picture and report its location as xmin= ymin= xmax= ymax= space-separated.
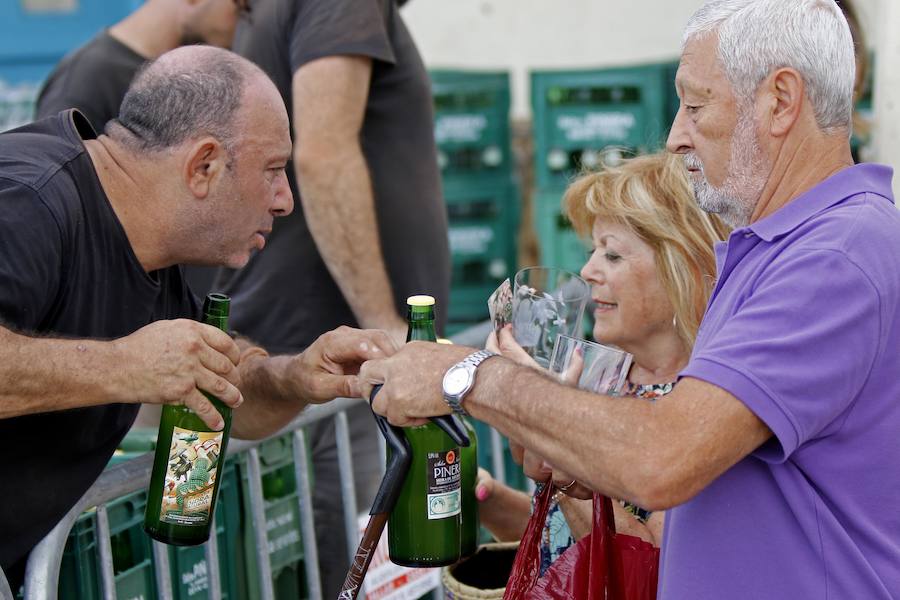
xmin=387 ymin=295 xmax=462 ymax=567
xmin=144 ymin=293 xmax=233 ymax=546
xmin=460 ymin=417 xmax=480 ymax=558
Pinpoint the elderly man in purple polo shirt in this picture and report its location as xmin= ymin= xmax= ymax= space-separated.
xmin=359 ymin=0 xmax=900 ymax=597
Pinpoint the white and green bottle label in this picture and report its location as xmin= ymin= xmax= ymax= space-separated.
xmin=159 ymin=427 xmax=223 ymax=526
xmin=426 ymin=448 xmax=461 ymax=520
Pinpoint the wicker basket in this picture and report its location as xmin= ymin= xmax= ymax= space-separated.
xmin=442 ymin=542 xmax=519 ymax=600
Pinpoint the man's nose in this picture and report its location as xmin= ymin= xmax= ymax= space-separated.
xmin=272 ymin=175 xmax=294 ymax=217
xmin=666 ymin=104 xmax=692 ymax=155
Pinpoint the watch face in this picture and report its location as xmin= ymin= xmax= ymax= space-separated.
xmin=444 ymin=366 xmax=470 ymax=395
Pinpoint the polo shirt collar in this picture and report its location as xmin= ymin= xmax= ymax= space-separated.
xmin=747 ymin=163 xmax=894 ymax=242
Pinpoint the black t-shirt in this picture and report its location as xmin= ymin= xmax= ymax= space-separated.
xmin=216 ymin=0 xmax=450 ymax=352
xmin=35 ymin=30 xmax=146 ymax=133
xmin=0 ymin=110 xmax=199 ymax=571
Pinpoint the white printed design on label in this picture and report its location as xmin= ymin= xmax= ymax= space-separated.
xmin=159 ymin=427 xmax=223 ymax=526
xmin=426 ymin=449 xmax=461 ymax=520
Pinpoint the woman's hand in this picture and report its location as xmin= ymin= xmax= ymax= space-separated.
xmin=486 ymin=325 xmax=543 ymax=370
xmin=559 ymin=345 xmax=585 ymax=387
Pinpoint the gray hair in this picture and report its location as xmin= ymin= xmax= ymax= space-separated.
xmin=684 ymin=0 xmax=855 ymax=134
xmin=111 ymin=47 xmax=247 ymax=153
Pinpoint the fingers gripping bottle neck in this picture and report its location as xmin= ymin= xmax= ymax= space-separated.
xmin=144 ymin=293 xmax=233 ymax=545
xmin=387 ymin=295 xmax=463 ymax=566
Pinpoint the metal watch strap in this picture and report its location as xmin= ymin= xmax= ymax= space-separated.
xmin=462 ymin=349 xmax=497 ymax=370
xmin=445 ymin=349 xmax=497 ymax=415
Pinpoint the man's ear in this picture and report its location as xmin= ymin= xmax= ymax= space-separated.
xmin=183 ymin=137 xmax=227 ymax=199
xmin=765 ymin=67 xmax=805 ymax=138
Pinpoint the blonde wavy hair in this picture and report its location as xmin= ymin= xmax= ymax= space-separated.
xmin=563 ymin=152 xmax=731 ymax=350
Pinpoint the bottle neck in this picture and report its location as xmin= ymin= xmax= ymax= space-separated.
xmin=407 ymin=306 xmax=436 ymax=343
xmin=202 ymin=294 xmax=230 ymax=333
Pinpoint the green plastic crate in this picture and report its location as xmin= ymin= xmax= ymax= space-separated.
xmin=239 ymin=434 xmax=308 ymax=600
xmin=65 ymin=442 xmax=247 ymax=600
xmin=59 ymin=514 xmax=101 ymax=600
xmin=430 ymin=70 xmax=515 ymax=196
xmin=108 ymin=491 xmax=158 ymax=600
xmin=446 ymin=183 xmax=520 ymax=323
xmin=531 ymin=63 xmax=675 ymax=190
xmin=167 ymin=462 xmax=247 ymax=600
xmin=533 ymin=189 xmax=589 ymax=275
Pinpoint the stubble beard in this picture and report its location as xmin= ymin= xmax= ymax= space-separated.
xmin=686 ymin=107 xmax=770 ymax=229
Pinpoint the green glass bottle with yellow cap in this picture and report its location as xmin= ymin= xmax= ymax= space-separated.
xmin=144 ymin=293 xmax=233 ymax=546
xmin=387 ymin=295 xmax=462 ymax=566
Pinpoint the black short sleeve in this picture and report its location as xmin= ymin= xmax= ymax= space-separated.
xmin=290 ymin=0 xmax=396 ymax=71
xmin=0 ymin=181 xmax=62 ymax=330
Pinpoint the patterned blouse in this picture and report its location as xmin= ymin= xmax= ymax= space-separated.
xmin=537 ymin=380 xmax=676 ymax=575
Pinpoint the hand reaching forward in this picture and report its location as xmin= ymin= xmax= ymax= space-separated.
xmin=360 ymin=341 xmax=475 ymax=426
xmin=112 ymin=319 xmax=242 ymax=430
xmin=294 ymin=326 xmax=398 ymax=404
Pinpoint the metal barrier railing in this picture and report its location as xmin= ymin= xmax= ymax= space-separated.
xmin=5 ymin=320 xmax=501 ymax=600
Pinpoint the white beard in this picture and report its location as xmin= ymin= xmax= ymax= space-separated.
xmin=685 ymin=108 xmax=770 ymax=228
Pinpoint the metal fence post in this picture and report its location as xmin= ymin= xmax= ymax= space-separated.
xmin=246 ymin=448 xmax=276 ymax=600
xmin=94 ymin=505 xmax=117 ymax=600
xmin=293 ymin=428 xmax=323 ymax=600
xmin=204 ymin=525 xmax=222 ymax=600
xmin=0 ymin=566 xmax=13 ymax=600
xmin=490 ymin=429 xmax=507 ymax=487
xmin=150 ymin=541 xmax=174 ymax=600
xmin=334 ymin=411 xmax=359 ymax=566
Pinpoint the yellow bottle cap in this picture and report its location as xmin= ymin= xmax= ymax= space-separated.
xmin=437 ymin=338 xmax=453 ymax=345
xmin=407 ymin=295 xmax=435 ymax=307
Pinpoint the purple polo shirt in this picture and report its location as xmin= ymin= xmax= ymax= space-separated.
xmin=659 ymin=164 xmax=900 ymax=599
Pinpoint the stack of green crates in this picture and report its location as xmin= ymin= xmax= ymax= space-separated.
xmin=430 ymin=70 xmax=519 ymax=333
xmin=238 ymin=433 xmax=308 ymax=600
xmin=530 ymin=63 xmax=677 ymax=274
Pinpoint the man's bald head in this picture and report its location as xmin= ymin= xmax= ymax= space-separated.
xmin=111 ymin=46 xmax=274 ymax=154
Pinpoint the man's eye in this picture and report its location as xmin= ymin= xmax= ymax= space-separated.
xmin=685 ymin=104 xmax=701 ymax=114
xmin=605 ymin=252 xmax=622 ymax=262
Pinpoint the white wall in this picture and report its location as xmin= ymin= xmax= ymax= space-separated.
xmin=404 ymin=0 xmax=880 ymax=119
xmin=872 ymin=0 xmax=900 ymax=197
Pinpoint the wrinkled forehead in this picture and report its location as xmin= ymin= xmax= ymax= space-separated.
xmin=675 ymin=35 xmax=731 ymax=99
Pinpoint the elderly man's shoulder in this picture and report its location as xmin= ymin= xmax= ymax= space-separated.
xmin=786 ymin=185 xmax=900 ymax=297
xmin=809 ymin=187 xmax=900 ymax=251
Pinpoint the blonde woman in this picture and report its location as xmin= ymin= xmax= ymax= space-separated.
xmin=479 ymin=152 xmax=730 ymax=571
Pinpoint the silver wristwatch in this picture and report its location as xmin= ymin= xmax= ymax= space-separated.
xmin=442 ymin=349 xmax=498 ymax=415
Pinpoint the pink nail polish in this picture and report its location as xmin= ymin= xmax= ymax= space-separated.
xmin=476 ymin=485 xmax=488 ymax=501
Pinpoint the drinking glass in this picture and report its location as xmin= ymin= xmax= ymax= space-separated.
xmin=511 ymin=267 xmax=590 ymax=368
xmin=548 ymin=333 xmax=633 ymax=395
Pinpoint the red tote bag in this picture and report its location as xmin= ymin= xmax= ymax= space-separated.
xmin=504 ymin=484 xmax=659 ymax=600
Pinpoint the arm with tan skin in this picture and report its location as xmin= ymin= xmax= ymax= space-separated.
xmin=360 ymin=341 xmax=772 ymax=512
xmin=230 ymin=327 xmax=396 ymax=440
xmin=292 ymin=56 xmax=406 ymax=343
xmin=474 ymin=468 xmax=533 ymax=542
xmin=0 ymin=319 xmax=244 ymax=429
xmin=0 ymin=319 xmax=394 ymax=441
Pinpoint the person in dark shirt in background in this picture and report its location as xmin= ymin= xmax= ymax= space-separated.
xmin=216 ymin=0 xmax=451 ymax=594
xmin=35 ymin=0 xmax=249 ymax=132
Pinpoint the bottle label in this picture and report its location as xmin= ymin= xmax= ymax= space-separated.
xmin=426 ymin=448 xmax=461 ymax=520
xmin=159 ymin=427 xmax=223 ymax=526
